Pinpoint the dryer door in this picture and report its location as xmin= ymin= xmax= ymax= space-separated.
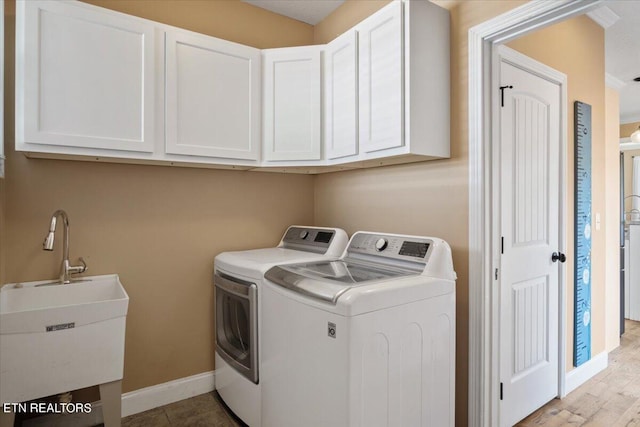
xmin=214 ymin=273 xmax=258 ymax=384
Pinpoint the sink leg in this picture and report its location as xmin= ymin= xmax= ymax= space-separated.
xmin=100 ymin=380 xmax=122 ymax=427
xmin=0 ymin=409 xmax=15 ymax=427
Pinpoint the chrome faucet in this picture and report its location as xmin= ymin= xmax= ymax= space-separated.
xmin=43 ymin=209 xmax=87 ymax=284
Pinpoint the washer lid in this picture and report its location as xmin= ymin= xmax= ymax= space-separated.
xmin=264 ymin=260 xmax=418 ymax=304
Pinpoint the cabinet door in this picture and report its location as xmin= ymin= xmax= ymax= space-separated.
xmin=17 ymin=1 xmax=156 ymax=153
xmin=263 ymin=46 xmax=321 ymax=162
xmin=358 ymin=1 xmax=403 ymax=154
xmin=165 ymin=31 xmax=261 ymax=160
xmin=324 ymin=31 xmax=358 ymax=160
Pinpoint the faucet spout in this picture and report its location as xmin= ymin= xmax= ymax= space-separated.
xmin=42 ymin=210 xmax=86 ymax=284
xmin=43 ymin=231 xmax=55 ymax=251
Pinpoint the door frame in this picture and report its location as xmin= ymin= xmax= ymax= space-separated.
xmin=492 ymin=44 xmax=567 ymax=425
xmin=467 ymin=1 xmax=602 ymax=426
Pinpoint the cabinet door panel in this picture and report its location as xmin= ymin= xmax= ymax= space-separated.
xmin=358 ymin=1 xmax=403 ymax=154
xmin=325 ymin=31 xmax=358 ymax=160
xmin=263 ymin=46 xmax=321 ymax=162
xmin=165 ymin=31 xmax=260 ymax=160
xmin=18 ymin=1 xmax=155 ymax=152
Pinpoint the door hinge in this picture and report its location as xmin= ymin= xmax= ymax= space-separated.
xmin=501 ymin=236 xmax=504 ymax=254
xmin=500 ymin=382 xmax=504 ymax=400
xmin=495 ymin=268 xmax=499 ymax=280
xmin=499 ymin=85 xmax=513 ymax=107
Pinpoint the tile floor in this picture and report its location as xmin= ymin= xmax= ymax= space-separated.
xmin=121 ymin=393 xmax=242 ymax=427
xmin=517 ymin=319 xmax=640 ymax=426
xmin=122 ymin=320 xmax=640 ymax=427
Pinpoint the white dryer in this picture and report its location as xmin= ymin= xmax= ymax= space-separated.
xmin=213 ymin=226 xmax=348 ymax=427
xmin=261 ymin=231 xmax=456 ymax=427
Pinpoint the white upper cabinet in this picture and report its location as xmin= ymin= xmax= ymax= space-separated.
xmin=324 ymin=31 xmax=358 ymax=160
xmin=263 ymin=46 xmax=322 ymax=162
xmin=357 ymin=1 xmax=403 ymax=154
xmin=16 ymin=0 xmax=156 ymax=153
xmin=322 ymin=0 xmax=450 ymax=166
xmin=165 ymin=31 xmax=261 ymax=160
xmin=14 ymin=0 xmax=449 ymax=173
xmin=402 ymin=0 xmax=450 ymax=160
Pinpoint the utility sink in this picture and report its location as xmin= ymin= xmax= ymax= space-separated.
xmin=0 ymin=274 xmax=129 ymax=404
xmin=0 ymin=274 xmax=128 ymax=334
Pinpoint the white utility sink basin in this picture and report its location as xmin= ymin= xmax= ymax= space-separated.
xmin=0 ymin=274 xmax=129 ymax=404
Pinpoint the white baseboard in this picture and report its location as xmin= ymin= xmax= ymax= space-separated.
xmin=121 ymin=370 xmax=216 ymax=417
xmin=13 ymin=371 xmax=216 ymax=427
xmin=564 ymin=352 xmax=608 ymax=396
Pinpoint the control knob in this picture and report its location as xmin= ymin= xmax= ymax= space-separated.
xmin=375 ymin=238 xmax=388 ymax=252
xmin=299 ymin=230 xmax=309 ymax=240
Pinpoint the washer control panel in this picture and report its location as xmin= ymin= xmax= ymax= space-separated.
xmin=281 ymin=227 xmax=336 ymax=253
xmin=375 ymin=238 xmax=388 ymax=252
xmin=347 ymin=232 xmax=433 ymax=264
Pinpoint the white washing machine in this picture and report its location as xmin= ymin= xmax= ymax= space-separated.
xmin=213 ymin=226 xmax=348 ymax=427
xmin=261 ymin=231 xmax=456 ymax=427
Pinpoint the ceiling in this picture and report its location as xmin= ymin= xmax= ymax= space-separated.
xmin=242 ymin=0 xmax=345 ymax=25
xmin=599 ymin=2 xmax=640 ymax=124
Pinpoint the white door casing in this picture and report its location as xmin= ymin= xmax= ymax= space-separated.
xmin=467 ymin=2 xmax=599 ymax=425
xmin=496 ymin=46 xmax=564 ymax=426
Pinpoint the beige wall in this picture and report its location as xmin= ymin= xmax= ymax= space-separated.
xmin=2 ymin=0 xmax=316 ymax=394
xmin=0 ymin=2 xmax=8 ymax=288
xmin=1 ymin=0 xmax=613 ymax=425
xmin=0 ymin=175 xmax=4 ymax=288
xmin=313 ymin=0 xmax=461 ymax=43
xmin=620 ymin=121 xmax=639 ymax=138
xmin=314 ymin=0 xmax=391 ymax=43
xmin=605 ymin=86 xmax=620 ymax=352
xmin=621 ymin=122 xmax=640 ymax=215
xmin=83 ymin=0 xmax=314 ymax=49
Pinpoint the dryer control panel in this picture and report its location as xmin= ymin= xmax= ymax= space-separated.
xmin=281 ymin=226 xmax=345 ymax=254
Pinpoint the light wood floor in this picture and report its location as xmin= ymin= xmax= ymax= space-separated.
xmin=517 ymin=319 xmax=640 ymax=427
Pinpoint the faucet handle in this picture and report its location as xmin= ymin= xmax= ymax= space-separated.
xmin=68 ymin=257 xmax=88 ymax=275
xmin=78 ymin=257 xmax=87 ymax=273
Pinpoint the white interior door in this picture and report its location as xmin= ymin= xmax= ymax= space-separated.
xmin=497 ymin=47 xmax=563 ymax=426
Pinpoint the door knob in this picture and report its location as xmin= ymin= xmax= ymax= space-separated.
xmin=552 ymin=252 xmax=566 ymax=263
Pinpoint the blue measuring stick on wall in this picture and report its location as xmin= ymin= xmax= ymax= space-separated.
xmin=574 ymin=101 xmax=591 ymax=367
